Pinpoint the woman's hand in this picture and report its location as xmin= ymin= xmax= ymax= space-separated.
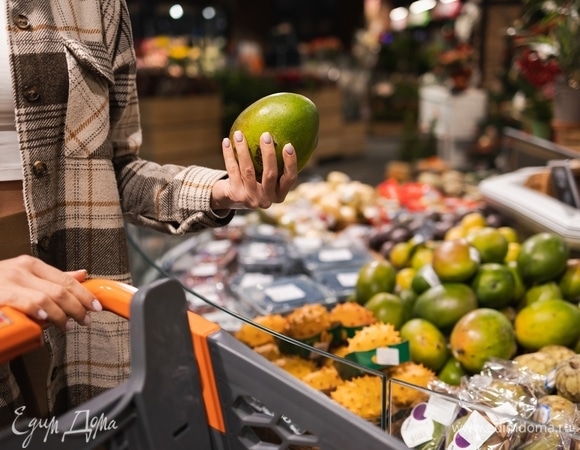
xmin=210 ymin=130 xmax=298 ymax=211
xmin=0 ymin=255 xmax=102 ymax=331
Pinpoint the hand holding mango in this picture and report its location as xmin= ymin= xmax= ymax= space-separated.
xmin=211 ymin=92 xmax=319 ymax=212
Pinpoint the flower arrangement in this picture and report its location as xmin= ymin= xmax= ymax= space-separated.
xmin=510 ymin=45 xmax=561 ymax=121
xmin=136 ymin=35 xmax=227 ymax=77
xmin=134 ymin=35 xmax=227 ymax=97
xmin=435 ymin=41 xmax=475 ymax=91
xmin=508 ymin=0 xmax=580 ymax=126
xmin=518 ymin=0 xmax=580 ymax=88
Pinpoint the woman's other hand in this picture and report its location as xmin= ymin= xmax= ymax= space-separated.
xmin=210 ymin=130 xmax=298 ymax=211
xmin=0 ymin=256 xmax=102 ymax=331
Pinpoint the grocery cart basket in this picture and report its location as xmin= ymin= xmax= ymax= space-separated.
xmin=0 ymin=278 xmax=408 ymax=450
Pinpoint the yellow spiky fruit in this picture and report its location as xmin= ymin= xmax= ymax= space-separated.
xmin=284 ymin=303 xmax=332 ymax=340
xmin=388 ymin=362 xmax=436 ymax=407
xmin=346 ymin=323 xmax=401 ymax=353
xmin=235 ymin=314 xmax=287 ymax=347
xmin=274 ymin=355 xmax=317 ymax=379
xmin=329 ymin=302 xmax=377 ymax=328
xmin=322 ymin=345 xmax=350 ymax=367
xmin=301 ymin=366 xmax=344 ymax=392
xmin=330 ymin=375 xmax=386 ymax=419
xmin=332 ymin=345 xmax=350 ymax=358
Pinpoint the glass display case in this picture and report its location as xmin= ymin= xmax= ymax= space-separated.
xmin=125 ymin=211 xmax=373 ymax=332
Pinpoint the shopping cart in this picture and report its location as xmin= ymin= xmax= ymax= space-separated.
xmin=0 ymin=278 xmax=408 ymax=449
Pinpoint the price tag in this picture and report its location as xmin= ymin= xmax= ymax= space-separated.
xmin=401 ymin=403 xmax=436 ymax=448
xmin=265 ymin=284 xmax=306 ymax=302
xmin=336 ymin=272 xmax=358 ymax=287
xmin=376 ymin=347 xmax=400 ymax=365
xmin=549 ymin=160 xmax=580 ymax=208
xmin=239 ymin=273 xmax=274 ymax=288
xmin=487 ymin=403 xmax=518 ymax=426
xmin=318 ymin=248 xmax=354 ymax=262
xmin=449 ymin=411 xmax=496 ymax=450
xmin=425 ymin=395 xmax=458 ymax=426
xmin=257 ymin=224 xmax=277 ymax=235
xmin=190 ymin=263 xmax=218 ymax=277
xmin=248 ymin=242 xmax=273 ymax=260
xmin=421 ymin=264 xmax=441 ymax=287
xmin=204 ymin=239 xmax=232 ymax=255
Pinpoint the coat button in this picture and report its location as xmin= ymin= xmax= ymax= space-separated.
xmin=14 ymin=14 xmax=31 ymax=30
xmin=38 ymin=236 xmax=51 ymax=252
xmin=32 ymin=160 xmax=48 ymax=177
xmin=23 ymin=85 xmax=40 ymax=102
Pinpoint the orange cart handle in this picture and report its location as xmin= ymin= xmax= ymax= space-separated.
xmin=0 ymin=279 xmax=137 ymax=365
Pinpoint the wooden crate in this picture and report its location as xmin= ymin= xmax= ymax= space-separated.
xmin=301 ymin=87 xmax=344 ymax=162
xmin=341 ymin=121 xmax=368 ymax=157
xmin=139 ymin=95 xmax=225 ymax=170
xmin=552 ymin=121 xmax=580 ymax=152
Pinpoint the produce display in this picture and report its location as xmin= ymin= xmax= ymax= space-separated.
xmin=144 ymin=169 xmax=580 ymax=448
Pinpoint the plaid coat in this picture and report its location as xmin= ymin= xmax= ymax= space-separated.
xmin=0 ymin=0 xmax=233 ymax=422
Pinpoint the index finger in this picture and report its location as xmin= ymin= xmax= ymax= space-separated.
xmin=27 ymin=258 xmax=100 ymax=313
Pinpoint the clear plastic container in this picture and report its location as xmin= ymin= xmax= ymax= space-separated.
xmin=235 ymin=274 xmax=338 ymax=316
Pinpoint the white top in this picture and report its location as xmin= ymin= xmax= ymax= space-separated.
xmin=0 ymin=2 xmax=22 ymax=181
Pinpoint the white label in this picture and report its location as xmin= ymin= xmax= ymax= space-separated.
xmin=401 ymin=403 xmax=436 ymax=448
xmin=318 ymin=248 xmax=353 ymax=262
xmin=336 ymin=272 xmax=358 ymax=287
xmin=376 ymin=347 xmax=399 ymax=365
xmin=240 ymin=273 xmax=274 ymax=288
xmin=249 ymin=242 xmax=273 ymax=260
xmin=257 ymin=224 xmax=276 ymax=235
xmin=486 ymin=403 xmax=518 ymax=426
xmin=265 ymin=284 xmax=306 ymax=302
xmin=229 ymin=215 xmax=247 ymax=227
xmin=190 ymin=263 xmax=218 ymax=277
xmin=422 ymin=264 xmax=441 ymax=287
xmin=534 ymin=404 xmax=550 ymax=424
xmin=469 ymin=247 xmax=481 ymax=264
xmin=293 ymin=236 xmax=323 ymax=252
xmin=449 ymin=411 xmax=496 ymax=450
xmin=204 ymin=239 xmax=232 ymax=255
xmin=189 ymin=285 xmax=221 ymax=304
xmin=425 ymin=395 xmax=458 ymax=426
xmin=545 ymin=368 xmax=556 ymax=391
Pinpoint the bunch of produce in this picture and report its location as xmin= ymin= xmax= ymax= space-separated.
xmin=233 ymin=213 xmax=580 ymax=445
xmin=260 ymin=168 xmax=487 ymax=237
xmin=234 ymin=304 xmax=437 ymax=422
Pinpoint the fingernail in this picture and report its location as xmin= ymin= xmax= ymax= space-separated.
xmin=222 ymin=137 xmax=231 ymax=148
xmin=261 ymin=132 xmax=272 ymax=144
xmin=92 ymin=299 xmax=103 ymax=312
xmin=65 ymin=320 xmax=74 ymax=332
xmin=234 ymin=130 xmax=243 ymax=142
xmin=284 ymin=144 xmax=295 ymax=155
xmin=37 ymin=309 xmax=48 ymax=320
xmin=83 ymin=315 xmax=91 ymax=327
